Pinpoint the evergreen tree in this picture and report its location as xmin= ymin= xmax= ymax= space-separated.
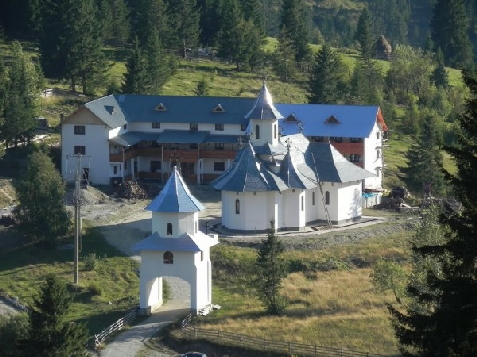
xmin=99 ymin=0 xmax=130 ymax=45
xmin=144 ymin=29 xmax=176 ymax=94
xmin=254 ymin=221 xmax=288 ymax=315
xmin=122 ymin=37 xmax=149 ymax=94
xmin=197 ymin=0 xmax=222 ymax=47
xmin=131 ymin=0 xmax=172 ymax=48
xmin=272 ymin=30 xmax=297 ymax=82
xmin=431 ymin=0 xmax=474 ymax=69
xmin=307 ymin=44 xmax=348 ymax=104
xmin=2 ymin=41 xmax=41 ymax=148
xmin=167 ymin=0 xmax=201 ymax=57
xmin=241 ymin=0 xmax=264 ymax=35
xmin=65 ymin=0 xmax=107 ymax=94
xmin=350 ymin=60 xmax=384 ymax=105
xmin=404 ymin=111 xmax=446 ymax=197
xmin=390 ymin=70 xmax=477 ymax=356
xmin=279 ymin=0 xmax=311 ymax=62
xmin=0 ymin=314 xmax=29 ymax=357
xmin=195 ymin=77 xmax=210 ymax=96
xmin=432 ymin=48 xmax=449 ymax=89
xmin=24 ymin=274 xmax=89 ymax=357
xmin=14 ymin=151 xmax=70 ymax=246
xmin=217 ymin=0 xmax=262 ymax=70
xmin=38 ymin=0 xmax=70 ymax=78
xmin=355 ymin=8 xmax=375 ymax=61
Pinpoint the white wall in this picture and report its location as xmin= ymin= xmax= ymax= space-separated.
xmin=61 ymin=123 xmax=110 ymax=185
xmin=139 ymin=249 xmax=211 ymax=313
xmin=127 ymin=122 xmax=243 ymax=135
xmin=336 ymin=182 xmax=363 ymax=222
xmin=152 ymin=212 xmax=199 ymax=237
xmin=249 ymin=118 xmax=278 ymax=146
xmin=363 ymin=122 xmax=383 ymax=189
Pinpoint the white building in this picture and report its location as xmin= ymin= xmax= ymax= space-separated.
xmin=133 ymin=167 xmax=219 ymax=315
xmin=60 ymin=84 xmax=388 ymax=197
xmin=212 ymin=85 xmax=375 ymax=231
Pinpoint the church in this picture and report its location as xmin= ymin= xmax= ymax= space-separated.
xmin=212 ymin=84 xmax=375 ymax=231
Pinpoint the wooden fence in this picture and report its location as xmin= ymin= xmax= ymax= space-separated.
xmin=93 ymin=305 xmax=139 ymax=348
xmin=181 ymin=326 xmax=384 ymax=357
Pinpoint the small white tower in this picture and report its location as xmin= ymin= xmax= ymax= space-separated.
xmin=133 ymin=167 xmax=219 ymax=315
xmin=245 ymin=81 xmax=284 ymax=147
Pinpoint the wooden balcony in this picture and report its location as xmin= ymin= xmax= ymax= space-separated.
xmin=110 ymin=147 xmax=236 ymax=162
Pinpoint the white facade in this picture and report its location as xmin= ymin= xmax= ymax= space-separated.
xmin=220 ymin=180 xmax=363 ymax=231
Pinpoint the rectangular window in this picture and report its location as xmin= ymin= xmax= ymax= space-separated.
xmin=190 ymin=143 xmax=198 ymax=149
xmin=150 ymin=161 xmax=161 ymax=172
xmin=74 ymin=125 xmax=85 ymax=135
xmin=123 ymin=124 xmax=127 ymax=130
xmin=350 ymin=137 xmax=362 ymax=143
xmin=349 ymin=154 xmax=361 ymax=163
xmin=215 ymin=123 xmax=224 ymax=131
xmin=190 ymin=123 xmax=198 ymax=131
xmin=113 ymin=165 xmax=118 ymax=175
xmin=214 ymin=162 xmax=225 ymax=171
xmin=215 ymin=143 xmax=224 ymax=150
xmin=152 ymin=122 xmax=160 ymax=129
xmin=331 ymin=137 xmax=343 ymax=143
xmin=313 ymin=136 xmax=324 ymax=142
xmin=74 ymin=146 xmax=86 ymax=155
xmin=241 ymin=123 xmax=247 ymax=131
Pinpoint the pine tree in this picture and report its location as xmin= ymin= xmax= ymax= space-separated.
xmin=307 ymin=44 xmax=348 ymax=104
xmin=355 ymin=8 xmax=375 ymax=61
xmin=99 ymin=0 xmax=130 ymax=45
xmin=122 ymin=37 xmax=148 ymax=94
xmin=64 ymin=0 xmax=107 ymax=94
xmin=197 ymin=0 xmax=222 ymax=47
xmin=167 ymin=0 xmax=201 ymax=57
xmin=404 ymin=111 xmax=446 ymax=197
xmin=254 ymin=220 xmax=288 ymax=315
xmin=431 ymin=0 xmax=474 ymax=69
xmin=195 ymin=77 xmax=210 ymax=96
xmin=144 ymin=29 xmax=176 ymax=94
xmin=273 ymin=29 xmax=297 ymax=82
xmin=14 ymin=151 xmax=70 ymax=246
xmin=2 ymin=41 xmax=41 ymax=148
xmin=432 ymin=48 xmax=449 ymax=89
xmin=217 ymin=0 xmax=261 ymax=70
xmin=279 ymin=0 xmax=311 ymax=62
xmin=24 ymin=274 xmax=89 ymax=357
xmin=390 ymin=70 xmax=477 ymax=357
xmin=132 ymin=0 xmax=172 ymax=48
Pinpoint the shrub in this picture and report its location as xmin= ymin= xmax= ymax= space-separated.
xmin=84 ymin=253 xmax=98 ymax=271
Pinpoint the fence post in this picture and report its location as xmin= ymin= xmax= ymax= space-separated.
xmin=194 ymin=327 xmax=197 ymax=338
xmin=288 ymin=342 xmax=292 ymax=354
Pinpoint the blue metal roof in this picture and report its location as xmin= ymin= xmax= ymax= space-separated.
xmin=207 ymin=134 xmax=242 ymax=143
xmin=110 ymin=131 xmax=160 ymax=146
xmin=115 ymin=94 xmax=254 ymax=125
xmin=212 ymin=143 xmax=287 ymax=192
xmin=133 ymin=231 xmax=218 ymax=252
xmin=244 ymin=82 xmax=284 ymax=121
xmin=146 ymin=167 xmax=205 ymax=212
xmin=277 ymin=104 xmax=379 ymax=138
xmin=157 ymin=130 xmax=209 ymax=144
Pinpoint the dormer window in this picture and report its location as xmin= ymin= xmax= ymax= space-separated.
xmin=155 ymin=103 xmax=167 ymax=111
xmin=285 ymin=114 xmax=299 ymax=122
xmin=213 ymin=104 xmax=224 ymax=112
xmin=325 ymin=115 xmax=340 ymax=124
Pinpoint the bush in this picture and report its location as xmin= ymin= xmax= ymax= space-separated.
xmin=83 ymin=253 xmax=98 ymax=271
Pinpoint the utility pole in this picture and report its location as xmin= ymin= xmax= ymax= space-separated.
xmin=67 ymin=154 xmax=89 ymax=285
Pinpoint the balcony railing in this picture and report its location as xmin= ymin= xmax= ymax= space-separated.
xmin=110 ymin=147 xmax=236 ymax=162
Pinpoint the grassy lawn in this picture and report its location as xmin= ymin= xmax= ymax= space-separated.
xmin=193 ymin=230 xmax=413 ymax=356
xmin=0 ymin=223 xmax=139 ymax=335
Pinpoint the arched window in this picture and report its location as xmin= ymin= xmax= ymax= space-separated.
xmin=163 ymin=251 xmax=173 ymax=264
xmin=325 ymin=191 xmax=330 ymax=205
xmin=301 ymin=196 xmax=304 ymax=211
xmin=274 ymin=124 xmax=277 ymax=139
xmin=312 ymin=191 xmax=315 ymax=205
xmin=167 ymin=223 xmax=172 ymax=235
xmin=235 ymin=199 xmax=240 ymax=214
xmin=255 ymin=124 xmax=260 ymax=139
